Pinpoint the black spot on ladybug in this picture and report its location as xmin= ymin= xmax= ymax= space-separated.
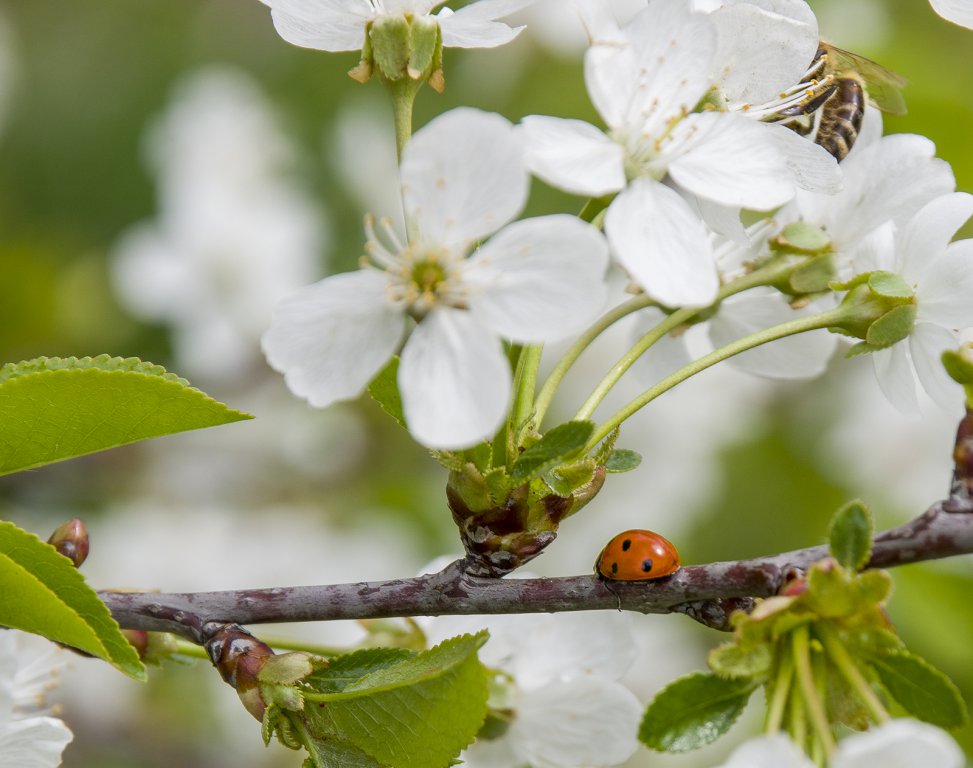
xmin=611 ymin=562 xmax=618 ymax=574
xmin=641 ymin=558 xmax=654 ymax=573
xmin=621 ymin=539 xmax=632 ymax=551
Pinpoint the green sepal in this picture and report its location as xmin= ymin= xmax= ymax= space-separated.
xmin=707 ymin=642 xmax=772 ymax=681
xmin=639 ymin=672 xmax=757 ymax=753
xmin=870 ymin=651 xmax=969 ymax=729
xmin=0 ymin=521 xmax=146 ymax=680
xmin=771 ymin=222 xmax=832 ymax=255
xmin=867 ymin=271 xmax=914 ymax=299
xmin=544 ymin=460 xmax=597 ymax=497
xmin=367 ymin=356 xmax=407 ymax=430
xmin=828 ymin=499 xmax=873 ymax=572
xmin=604 ymin=449 xmax=642 ymax=473
xmin=509 ymin=420 xmax=594 ymax=484
xmin=0 ymin=355 xmax=251 ymax=476
xmin=407 ymin=15 xmax=439 ymax=79
xmin=370 ymin=15 xmax=412 ymax=81
xmin=866 ymin=304 xmax=916 ymax=348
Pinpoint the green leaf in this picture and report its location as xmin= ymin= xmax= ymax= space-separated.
xmin=0 ymin=521 xmax=145 ymax=680
xmin=639 ymin=672 xmax=756 ymax=753
xmin=604 ymin=449 xmax=642 ymax=473
xmin=367 ymin=356 xmax=406 ymax=430
xmin=0 ymin=356 xmax=251 ymax=476
xmin=302 ymin=633 xmax=489 ymax=768
xmin=510 ymin=420 xmax=594 ymax=484
xmin=870 ymin=651 xmax=969 ymax=728
xmin=828 ymin=499 xmax=873 ymax=572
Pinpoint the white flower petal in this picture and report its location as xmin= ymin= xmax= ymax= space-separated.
xmin=262 ymin=270 xmax=405 ymax=407
xmin=910 ymin=323 xmax=963 ymax=410
xmin=899 ymin=193 xmax=973 ymax=286
xmin=402 ymin=108 xmax=527 ymax=247
xmin=521 ymin=115 xmax=626 ymax=197
xmin=819 ymin=133 xmax=955 ymax=250
xmin=510 ymin=678 xmax=642 ymax=768
xmin=916 ymin=239 xmax=973 ymax=329
xmin=266 ymin=0 xmax=373 ymax=51
xmin=714 ymin=733 xmax=813 ymax=768
xmin=605 ymin=179 xmax=719 ymax=307
xmin=667 ymin=112 xmax=793 ymax=209
xmin=832 ymin=720 xmax=965 ymax=768
xmin=709 ymin=291 xmax=836 ymax=379
xmin=930 ymin=0 xmax=973 ymax=28
xmin=709 ymin=0 xmax=818 ymax=105
xmin=509 ymin=612 xmax=637 ymax=690
xmin=440 ymin=0 xmax=534 ymax=46
xmin=585 ymin=3 xmax=716 ymax=133
xmin=439 ymin=14 xmax=524 ymax=48
xmin=464 ymin=215 xmax=608 ymax=342
xmin=0 ymin=717 xmax=73 ymax=768
xmin=764 ymin=122 xmax=842 ymax=194
xmin=696 ymin=198 xmax=748 ymax=244
xmin=871 ymin=343 xmax=919 ymax=414
xmin=399 ymin=308 xmax=510 ymax=449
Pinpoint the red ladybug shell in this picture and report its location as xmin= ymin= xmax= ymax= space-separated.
xmin=595 ymin=529 xmax=680 ymax=580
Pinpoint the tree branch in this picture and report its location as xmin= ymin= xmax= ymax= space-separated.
xmin=100 ymin=408 xmax=973 ymax=642
xmin=100 ymin=503 xmax=973 ymax=642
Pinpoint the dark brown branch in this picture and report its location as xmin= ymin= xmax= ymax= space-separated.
xmin=100 ymin=502 xmax=973 ymax=642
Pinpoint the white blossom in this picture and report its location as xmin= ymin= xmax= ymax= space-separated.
xmin=424 ymin=611 xmax=642 ymax=768
xmin=0 ymin=632 xmax=72 ymax=768
xmin=863 ymin=193 xmax=973 ymax=412
xmin=263 ymin=107 xmax=609 ymax=449
xmin=259 ymin=0 xmax=537 ymax=52
xmin=111 ymin=67 xmax=324 ymax=383
xmin=523 ymin=1 xmax=809 ymax=308
xmin=929 ymin=0 xmax=973 ymax=28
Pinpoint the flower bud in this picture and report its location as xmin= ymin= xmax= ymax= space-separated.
xmin=205 ymin=623 xmax=275 ymax=721
xmin=47 ymin=518 xmax=89 ymax=568
xmin=829 ymin=272 xmax=916 ymax=354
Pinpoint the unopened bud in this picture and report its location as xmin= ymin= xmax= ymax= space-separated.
xmin=47 ymin=518 xmax=89 ymax=568
xmin=204 ymin=623 xmax=274 ymax=721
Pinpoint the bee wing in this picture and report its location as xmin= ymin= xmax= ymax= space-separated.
xmin=824 ymin=43 xmax=908 ymax=115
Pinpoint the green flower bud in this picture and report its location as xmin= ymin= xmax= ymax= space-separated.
xmin=829 ymin=271 xmax=917 ymax=355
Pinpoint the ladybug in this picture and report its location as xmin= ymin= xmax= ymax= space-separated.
xmin=595 ymin=529 xmax=680 ymax=581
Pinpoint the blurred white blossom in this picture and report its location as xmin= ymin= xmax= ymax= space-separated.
xmin=264 ymin=107 xmax=609 ymax=449
xmin=929 ymin=0 xmax=973 ymax=28
xmin=716 ymin=720 xmax=965 ymax=768
xmin=111 ymin=67 xmax=325 ymax=383
xmin=0 ymin=631 xmax=72 ymax=768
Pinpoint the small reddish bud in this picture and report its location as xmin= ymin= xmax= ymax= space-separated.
xmin=123 ymin=630 xmax=150 ymax=659
xmin=47 ymin=518 xmax=89 ymax=568
xmin=205 ymin=624 xmax=274 ymax=721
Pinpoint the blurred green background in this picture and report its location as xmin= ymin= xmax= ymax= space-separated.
xmin=1 ymin=0 xmax=972 ymax=766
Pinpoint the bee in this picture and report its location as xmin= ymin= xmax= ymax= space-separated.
xmin=776 ymin=43 xmax=907 ymax=161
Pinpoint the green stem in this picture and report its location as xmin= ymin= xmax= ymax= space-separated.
xmin=174 ymin=640 xmax=209 ymax=660
xmin=534 ymin=294 xmax=657 ymax=425
xmin=510 ymin=344 xmax=543 ymax=442
xmin=788 ymin=679 xmax=807 ymax=752
xmin=817 ymin=626 xmax=892 ymax=724
xmin=582 ymin=305 xmax=850 ymax=453
xmin=571 ymin=258 xmax=808 ymax=427
xmin=792 ymin=625 xmax=836 ymax=756
xmin=766 ymin=652 xmax=795 ymax=733
xmin=388 ymin=78 xmax=420 ymax=162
